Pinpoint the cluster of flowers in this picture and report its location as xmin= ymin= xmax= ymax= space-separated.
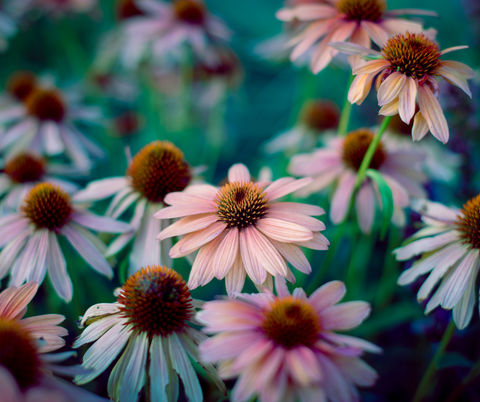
xmin=0 ymin=0 xmax=478 ymax=402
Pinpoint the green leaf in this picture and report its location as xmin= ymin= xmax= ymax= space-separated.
xmin=436 ymin=352 xmax=473 ymax=370
xmin=366 ymin=169 xmax=394 ymax=239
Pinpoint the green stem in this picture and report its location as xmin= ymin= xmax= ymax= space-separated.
xmin=444 ymin=359 xmax=480 ymax=402
xmin=412 ymin=319 xmax=456 ymax=402
xmin=337 ymin=74 xmax=355 ymax=136
xmin=354 ymin=116 xmax=392 ymax=190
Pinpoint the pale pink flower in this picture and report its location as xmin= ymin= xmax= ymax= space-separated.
xmin=120 ymin=0 xmax=231 ymax=69
xmin=277 ymin=0 xmax=436 ymax=73
xmin=0 ymin=183 xmax=131 ymax=301
xmin=198 ymin=277 xmax=381 ymax=402
xmin=74 ymin=265 xmax=226 ymax=402
xmin=0 ymin=282 xmax=108 ymax=402
xmin=155 ymin=163 xmax=329 ymax=297
xmin=331 ymin=32 xmax=475 ymax=143
xmin=394 ymin=197 xmax=480 ymax=329
xmin=0 ymin=84 xmax=105 ymax=171
xmin=288 ymin=129 xmax=427 ymax=233
xmin=73 ymin=141 xmax=196 ymax=277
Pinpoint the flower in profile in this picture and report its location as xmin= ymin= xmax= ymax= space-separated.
xmin=120 ymin=0 xmax=231 ymax=68
xmin=73 ymin=141 xmax=193 ymax=277
xmin=156 ymin=163 xmax=329 ymax=296
xmin=277 ymin=0 xmax=436 ymax=73
xmin=0 ymin=152 xmax=79 ymax=211
xmin=0 ymin=282 xmax=108 ymax=402
xmin=0 ymin=84 xmax=105 ymax=171
xmin=74 ymin=265 xmax=226 ymax=402
xmin=394 ymin=197 xmax=480 ymax=329
xmin=331 ymin=32 xmax=475 ymax=143
xmin=0 ymin=183 xmax=131 ymax=301
xmin=263 ymin=99 xmax=340 ymax=154
xmin=289 ymin=128 xmax=427 ymax=233
xmin=384 ymin=114 xmax=462 ymax=183
xmin=198 ymin=277 xmax=380 ymax=402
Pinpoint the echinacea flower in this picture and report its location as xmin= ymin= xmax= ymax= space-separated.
xmin=0 ymin=152 xmax=79 ymax=211
xmin=277 ymin=0 xmax=436 ymax=73
xmin=73 ymin=141 xmax=194 ymax=277
xmin=120 ymin=0 xmax=231 ymax=68
xmin=393 ymin=197 xmax=480 ymax=329
xmin=0 ymin=71 xmax=38 ymax=106
xmin=0 ymin=84 xmax=105 ymax=170
xmin=331 ymin=32 xmax=475 ymax=143
xmin=156 ymin=163 xmax=329 ymax=296
xmin=0 ymin=183 xmax=131 ymax=301
xmin=0 ymin=282 xmax=108 ymax=402
xmin=198 ymin=277 xmax=381 ymax=402
xmin=74 ymin=265 xmax=226 ymax=402
xmin=263 ymin=99 xmax=340 ymax=155
xmin=288 ymin=128 xmax=427 ymax=233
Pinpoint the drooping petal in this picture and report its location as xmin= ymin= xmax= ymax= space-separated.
xmin=398 ymin=77 xmax=417 ymax=124
xmin=417 ymin=84 xmax=449 ymax=144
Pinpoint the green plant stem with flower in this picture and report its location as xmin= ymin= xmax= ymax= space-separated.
xmin=338 ymin=74 xmax=355 ymax=136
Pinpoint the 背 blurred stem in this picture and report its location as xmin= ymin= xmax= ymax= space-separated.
xmin=412 ymin=319 xmax=456 ymax=402
xmin=338 ymin=74 xmax=355 ymax=136
xmin=444 ymin=358 xmax=480 ymax=402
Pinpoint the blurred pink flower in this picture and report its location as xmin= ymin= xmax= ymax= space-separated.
xmin=277 ymin=0 xmax=436 ymax=73
xmin=331 ymin=33 xmax=475 ymax=143
xmin=74 ymin=265 xmax=226 ymax=402
xmin=156 ymin=163 xmax=329 ymax=296
xmin=0 ymin=183 xmax=131 ymax=301
xmin=198 ymin=277 xmax=380 ymax=402
xmin=394 ymin=197 xmax=480 ymax=329
xmin=288 ymin=129 xmax=427 ymax=233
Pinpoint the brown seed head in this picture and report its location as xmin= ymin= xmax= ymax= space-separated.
xmin=457 ymin=195 xmax=480 ymax=249
xmin=342 ymin=129 xmax=386 ymax=171
xmin=173 ymin=0 xmax=205 ymax=24
xmin=301 ymin=100 xmax=340 ymax=132
xmin=117 ymin=0 xmax=144 ymax=19
xmin=6 ymin=71 xmax=37 ymax=101
xmin=25 ymin=88 xmax=66 ymax=122
xmin=4 ymin=153 xmax=46 ymax=183
xmin=337 ymin=0 xmax=386 ymax=21
xmin=118 ymin=266 xmax=193 ymax=337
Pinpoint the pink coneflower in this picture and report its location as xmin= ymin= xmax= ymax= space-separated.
xmin=277 ymin=0 xmax=436 ymax=73
xmin=288 ymin=128 xmax=427 ymax=233
xmin=198 ymin=277 xmax=381 ymax=402
xmin=0 ymin=84 xmax=105 ymax=170
xmin=74 ymin=265 xmax=226 ymax=402
xmin=0 ymin=183 xmax=131 ymax=301
xmin=0 ymin=152 xmax=79 ymax=211
xmin=1 ymin=71 xmax=38 ymax=104
xmin=120 ymin=0 xmax=231 ymax=68
xmin=331 ymin=32 xmax=475 ymax=143
xmin=155 ymin=163 xmax=329 ymax=296
xmin=263 ymin=99 xmax=340 ymax=154
xmin=0 ymin=282 xmax=108 ymax=402
xmin=73 ymin=141 xmax=194 ymax=277
xmin=394 ymin=197 xmax=480 ymax=329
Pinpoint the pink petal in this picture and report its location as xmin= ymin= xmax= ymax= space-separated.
xmin=153 ymin=203 xmax=216 ymax=219
xmin=163 ymin=191 xmax=214 ymax=206
xmin=348 ymin=72 xmax=376 ymax=105
xmin=321 ymin=301 xmax=371 ymax=330
xmin=240 ymin=229 xmax=267 ymax=284
xmin=225 ymin=256 xmax=247 ymax=297
xmin=275 ymin=276 xmax=290 ymax=298
xmin=264 ymin=177 xmax=313 ymax=200
xmin=295 ymin=232 xmax=330 ymax=250
xmin=170 ymin=221 xmax=225 ymax=258
xmin=360 ymin=20 xmax=389 ymax=46
xmin=228 ymin=164 xmax=250 ymax=183
xmin=393 ymin=230 xmax=460 ymax=260
xmin=330 ymin=171 xmax=356 ymax=224
xmin=212 ymin=228 xmax=239 ymax=280
xmin=269 ymin=202 xmax=325 ymax=216
xmin=441 ymin=60 xmax=475 ymax=79
xmin=417 ymin=84 xmax=449 ymax=143
xmin=355 ymin=182 xmax=375 ymax=234
xmin=412 ymin=111 xmax=429 ymax=141
xmin=256 ymin=218 xmax=314 ymax=243
xmin=398 ymin=77 xmax=417 ymax=124
xmin=377 ymin=72 xmax=406 ymax=106
xmin=188 ymin=234 xmax=224 ymax=289
xmin=270 ymin=239 xmax=311 ymax=274
xmin=0 ymin=282 xmax=38 ymax=319
xmin=246 ymin=227 xmax=288 ymax=277
xmin=437 ymin=66 xmax=472 ymax=97
xmin=157 ymin=213 xmax=218 ymax=240
xmin=330 ymin=41 xmax=380 ymax=55
xmin=352 ymin=59 xmax=390 ymax=75
xmin=309 ymin=281 xmax=346 ymax=312
xmin=267 ymin=211 xmax=325 ymax=232
xmin=440 ymin=46 xmax=468 ymax=55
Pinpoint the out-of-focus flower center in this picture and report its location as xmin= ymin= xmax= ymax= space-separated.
xmin=337 ymin=0 xmax=385 ymax=22
xmin=114 ymin=112 xmax=141 ymax=137
xmin=4 ymin=153 xmax=46 ymax=183
xmin=22 ymin=183 xmax=72 ymax=230
xmin=262 ymin=297 xmax=320 ymax=349
xmin=6 ymin=71 xmax=37 ymax=101
xmin=457 ymin=195 xmax=480 ymax=249
xmin=388 ymin=113 xmax=414 ymax=137
xmin=117 ymin=0 xmax=144 ymax=19
xmin=195 ymin=50 xmax=240 ymax=82
xmin=342 ymin=129 xmax=386 ymax=171
xmin=173 ymin=0 xmax=205 ymax=24
xmin=215 ymin=182 xmax=269 ymax=230
xmin=0 ymin=318 xmax=42 ymax=390
xmin=128 ymin=141 xmax=191 ymax=204
xmin=382 ymin=33 xmax=442 ymax=80
xmin=118 ymin=266 xmax=193 ymax=336
xmin=301 ymin=100 xmax=340 ymax=132
xmin=25 ymin=88 xmax=66 ymax=122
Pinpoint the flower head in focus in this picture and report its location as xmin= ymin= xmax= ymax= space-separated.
xmin=394 ymin=197 xmax=480 ymax=329
xmin=331 ymin=32 xmax=475 ymax=143
xmin=0 ymin=83 xmax=105 ymax=171
xmin=263 ymin=99 xmax=340 ymax=155
xmin=198 ymin=277 xmax=380 ymax=402
xmin=156 ymin=163 xmax=329 ymax=297
xmin=289 ymin=128 xmax=427 ymax=233
xmin=277 ymin=0 xmax=437 ymax=73
xmin=73 ymin=141 xmax=194 ymax=277
xmin=0 ymin=183 xmax=131 ymax=301
xmin=74 ymin=265 xmax=226 ymax=402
